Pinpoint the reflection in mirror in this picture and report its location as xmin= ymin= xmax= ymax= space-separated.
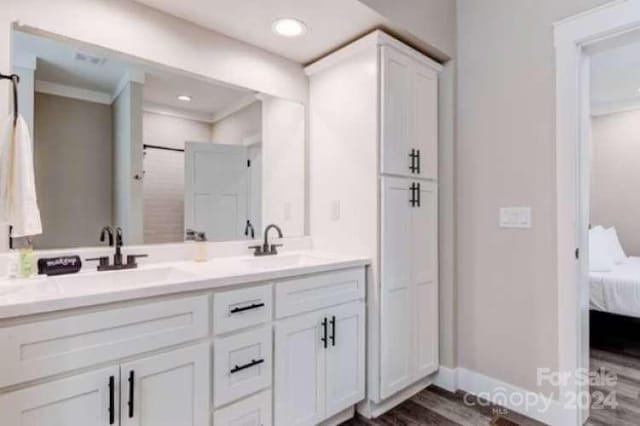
xmin=11 ymin=29 xmax=305 ymax=249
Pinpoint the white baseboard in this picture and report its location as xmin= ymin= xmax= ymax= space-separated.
xmin=428 ymin=367 xmax=574 ymax=426
xmin=432 ymin=366 xmax=458 ymax=393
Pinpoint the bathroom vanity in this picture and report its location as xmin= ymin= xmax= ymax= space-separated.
xmin=0 ymin=252 xmax=368 ymax=426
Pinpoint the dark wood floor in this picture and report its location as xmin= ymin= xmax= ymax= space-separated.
xmin=339 ymin=316 xmax=640 ymax=426
xmin=340 ymin=386 xmax=545 ymax=426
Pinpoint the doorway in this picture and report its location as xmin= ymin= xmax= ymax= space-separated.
xmin=555 ymin=2 xmax=640 ymax=424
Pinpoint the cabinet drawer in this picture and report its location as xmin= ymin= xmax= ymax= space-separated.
xmin=213 ymin=390 xmax=272 ymax=426
xmin=275 ymin=268 xmax=365 ymax=318
xmin=214 ymin=326 xmax=272 ymax=407
xmin=214 ymin=284 xmax=272 ymax=334
xmin=0 ymin=295 xmax=209 ymax=388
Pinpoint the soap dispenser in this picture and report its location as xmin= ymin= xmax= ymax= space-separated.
xmin=185 ymin=229 xmax=208 ymax=262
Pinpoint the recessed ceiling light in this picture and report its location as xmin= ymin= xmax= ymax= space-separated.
xmin=272 ymin=18 xmax=307 ymax=37
xmin=177 ymin=95 xmax=191 ymax=102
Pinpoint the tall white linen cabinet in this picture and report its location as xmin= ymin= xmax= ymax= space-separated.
xmin=307 ymin=30 xmax=442 ymax=417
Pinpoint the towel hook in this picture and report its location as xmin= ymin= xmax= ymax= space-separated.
xmin=0 ymin=72 xmax=20 ymax=127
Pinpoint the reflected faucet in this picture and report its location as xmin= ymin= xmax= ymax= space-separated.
xmin=249 ymin=224 xmax=283 ymax=256
xmin=244 ymin=220 xmax=255 ymax=239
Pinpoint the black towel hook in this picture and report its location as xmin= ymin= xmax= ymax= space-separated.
xmin=0 ymin=72 xmax=20 ymax=127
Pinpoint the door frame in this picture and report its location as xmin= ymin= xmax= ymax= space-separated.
xmin=554 ymin=1 xmax=640 ymax=424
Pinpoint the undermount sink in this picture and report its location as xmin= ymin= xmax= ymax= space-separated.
xmin=53 ymin=267 xmax=196 ymax=292
xmin=241 ymin=253 xmax=329 ymax=270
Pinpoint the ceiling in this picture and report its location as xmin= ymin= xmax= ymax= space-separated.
xmin=12 ymin=30 xmax=252 ymax=117
xmin=591 ymin=39 xmax=640 ymax=112
xmin=132 ymin=0 xmax=384 ymax=64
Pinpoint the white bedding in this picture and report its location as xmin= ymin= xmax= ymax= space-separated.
xmin=590 ymin=257 xmax=640 ymax=318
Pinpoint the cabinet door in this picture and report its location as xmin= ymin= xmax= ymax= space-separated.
xmin=381 ymin=46 xmax=412 ymax=177
xmin=380 ymin=176 xmax=413 ymax=399
xmin=0 ymin=366 xmax=119 ymax=426
xmin=413 ymin=61 xmax=438 ymax=180
xmin=412 ymin=181 xmax=439 ymax=379
xmin=325 ymin=302 xmax=366 ymax=418
xmin=274 ymin=310 xmax=326 ymax=426
xmin=213 ymin=390 xmax=272 ymax=426
xmin=121 ymin=344 xmax=209 ymax=426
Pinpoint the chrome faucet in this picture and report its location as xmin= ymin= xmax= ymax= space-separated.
xmin=87 ymin=226 xmax=148 ymax=271
xmin=249 ymin=224 xmax=283 ymax=256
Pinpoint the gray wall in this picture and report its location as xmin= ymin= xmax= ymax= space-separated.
xmin=591 ymin=110 xmax=640 ymax=256
xmin=34 ymin=93 xmax=113 ymax=249
xmin=457 ymin=0 xmax=613 ymax=394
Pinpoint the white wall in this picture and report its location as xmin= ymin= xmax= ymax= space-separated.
xmin=591 ymin=109 xmax=640 ymax=256
xmin=142 ymin=111 xmax=212 ymax=244
xmin=456 ymin=0 xmax=613 ymax=395
xmin=0 ymin=0 xmax=308 ymax=251
xmin=211 ymin=101 xmax=262 ymax=146
xmin=262 ymin=96 xmax=305 ymax=237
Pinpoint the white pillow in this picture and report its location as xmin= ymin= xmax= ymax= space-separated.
xmin=604 ymin=227 xmax=627 ymax=264
xmin=589 ymin=227 xmax=615 ymax=272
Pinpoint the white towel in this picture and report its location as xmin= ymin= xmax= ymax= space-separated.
xmin=0 ymin=114 xmax=42 ymax=237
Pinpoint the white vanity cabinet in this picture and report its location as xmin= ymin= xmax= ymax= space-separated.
xmin=120 ymin=344 xmax=210 ymax=426
xmin=0 ymin=263 xmax=368 ymax=426
xmin=274 ymin=269 xmax=366 ymax=425
xmin=307 ymin=30 xmax=441 ymax=415
xmin=0 ymin=366 xmax=120 ymax=426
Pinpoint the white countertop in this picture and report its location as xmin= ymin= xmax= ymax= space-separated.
xmin=0 ymin=251 xmax=370 ymax=320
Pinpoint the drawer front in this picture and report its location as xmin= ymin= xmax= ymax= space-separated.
xmin=214 ymin=326 xmax=272 ymax=407
xmin=214 ymin=284 xmax=273 ymax=335
xmin=213 ymin=390 xmax=272 ymax=426
xmin=0 ymin=295 xmax=209 ymax=388
xmin=275 ymin=268 xmax=365 ymax=318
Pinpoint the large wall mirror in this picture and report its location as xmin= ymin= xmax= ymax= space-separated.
xmin=11 ymin=29 xmax=306 ymax=249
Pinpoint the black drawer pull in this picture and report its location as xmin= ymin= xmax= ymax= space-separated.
xmin=416 ymin=149 xmax=421 ymax=174
xmin=128 ymin=370 xmax=135 ymax=418
xmin=108 ymin=375 xmax=115 ymax=425
xmin=230 ymin=358 xmax=265 ymax=374
xmin=229 ymin=302 xmax=265 ymax=314
xmin=416 ymin=182 xmax=421 ymax=207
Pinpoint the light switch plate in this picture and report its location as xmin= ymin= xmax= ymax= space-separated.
xmin=499 ymin=207 xmax=532 ymax=229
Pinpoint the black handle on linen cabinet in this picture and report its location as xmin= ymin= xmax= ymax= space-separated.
xmin=128 ymin=370 xmax=135 ymax=418
xmin=321 ymin=317 xmax=328 ymax=348
xmin=416 ymin=149 xmax=421 ymax=174
xmin=108 ymin=375 xmax=115 ymax=424
xmin=330 ymin=316 xmax=336 ymax=346
xmin=230 ymin=358 xmax=265 ymax=374
xmin=229 ymin=302 xmax=265 ymax=314
xmin=416 ymin=182 xmax=421 ymax=207
xmin=410 ymin=183 xmax=417 ymax=207
xmin=409 ymin=149 xmax=417 ymax=173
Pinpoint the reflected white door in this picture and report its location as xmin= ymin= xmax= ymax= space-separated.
xmin=185 ymin=143 xmax=248 ymax=241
